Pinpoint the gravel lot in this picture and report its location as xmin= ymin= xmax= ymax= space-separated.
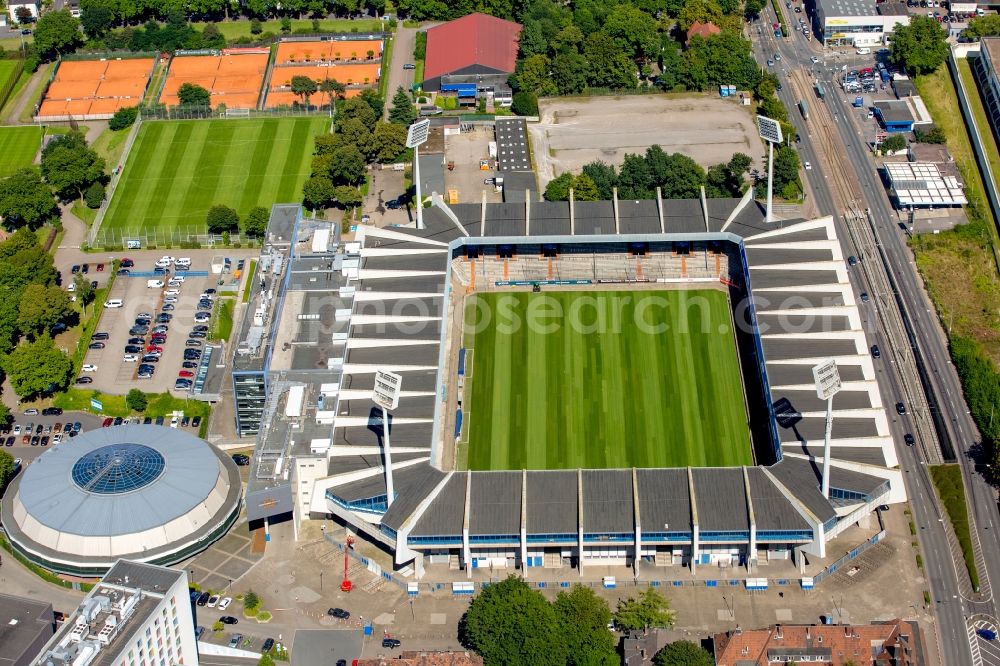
xmin=528 ymin=94 xmax=766 ymax=185
xmin=81 ymin=258 xmax=220 ymax=395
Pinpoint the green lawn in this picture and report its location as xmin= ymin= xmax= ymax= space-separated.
xmin=206 ymin=18 xmax=382 ymax=41
xmin=0 ymin=60 xmax=23 ymax=106
xmin=930 ymin=464 xmax=980 ymax=591
xmin=959 ymin=57 xmax=1000 ymax=193
xmin=100 ymin=117 xmax=328 ymax=239
xmin=0 ymin=125 xmax=42 ymax=177
xmin=462 ymin=289 xmax=752 ymax=470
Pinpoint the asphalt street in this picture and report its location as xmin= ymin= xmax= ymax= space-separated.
xmin=753 ymin=8 xmax=1000 ymax=663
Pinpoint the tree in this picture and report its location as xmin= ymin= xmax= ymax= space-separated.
xmin=584 ymin=32 xmax=637 ymax=89
xmin=242 ymin=206 xmax=269 ymax=237
xmin=916 ymin=126 xmax=947 ymax=144
xmin=880 ymin=133 xmax=907 ymax=154
xmin=17 ymin=284 xmax=73 ymax=338
xmin=372 ymin=122 xmax=407 ymax=163
xmin=257 ymin=653 xmax=276 ymax=666
xmin=890 ymin=16 xmax=948 ymax=74
xmin=462 ymin=576 xmax=568 ymax=666
xmin=544 ymin=172 xmax=574 ymax=201
xmin=582 ymin=161 xmax=618 ymax=199
xmin=202 ymin=23 xmax=225 ymax=49
xmin=329 ymin=145 xmax=366 ymax=185
xmin=653 ymin=640 xmax=714 ymax=666
xmin=773 ymin=144 xmax=801 ymax=190
xmin=109 ymin=106 xmax=139 ymax=131
xmin=338 ymin=97 xmax=378 ymax=130
xmin=15 ymin=6 xmax=33 ymax=24
xmin=177 ymin=82 xmax=211 ymax=107
xmin=0 ymin=402 xmax=11 ymax=430
xmin=0 ymin=450 xmax=15 ymax=489
xmin=250 ymin=18 xmax=263 ymax=34
xmin=3 ymin=335 xmax=73 ymax=399
xmin=553 ymin=585 xmax=617 ymax=666
xmin=73 ymin=273 xmax=96 ymax=311
xmin=81 ymin=3 xmax=114 ymax=38
xmin=573 ymin=173 xmax=600 ymax=201
xmin=678 ymin=0 xmax=723 ymax=30
xmin=291 ymin=75 xmax=319 ymax=106
xmin=966 ymin=14 xmax=1000 ymax=38
xmin=744 ymin=0 xmax=766 ymax=19
xmin=359 ymin=89 xmax=385 ymax=120
xmin=41 ymin=132 xmax=106 ymax=202
xmin=33 ymin=10 xmax=83 ymax=59
xmin=84 ymin=181 xmax=105 ymax=209
xmin=619 ymin=153 xmax=654 ymax=199
xmin=302 ymin=175 xmax=336 ymax=209
xmin=319 ymin=78 xmax=347 ymax=110
xmin=0 ymin=169 xmax=59 ymax=230
xmin=388 ymin=86 xmax=416 ymax=125
xmin=243 ymin=590 xmax=261 ymax=610
xmin=604 ymin=5 xmax=659 ymax=60
xmin=513 ymin=54 xmax=557 ymax=96
xmin=511 ymin=91 xmax=539 ymax=116
xmin=126 ymin=388 xmax=148 ymax=412
xmin=206 ymin=205 xmax=239 ymax=233
xmin=333 ymin=185 xmax=363 ymax=208
xmin=614 ymin=588 xmax=676 ymax=631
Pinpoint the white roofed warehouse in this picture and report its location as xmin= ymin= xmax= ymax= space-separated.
xmin=1 ymin=425 xmax=242 ymax=577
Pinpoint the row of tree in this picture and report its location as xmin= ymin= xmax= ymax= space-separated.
xmin=460 ymin=576 xmax=712 ymax=666
xmin=78 ymin=0 xmax=385 ymax=28
xmin=0 ymin=230 xmax=78 ymax=400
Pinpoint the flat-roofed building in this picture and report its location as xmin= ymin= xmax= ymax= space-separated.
xmin=0 ymin=594 xmax=55 ymax=666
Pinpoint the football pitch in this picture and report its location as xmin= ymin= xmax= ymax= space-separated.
xmin=101 ymin=117 xmax=328 ymax=238
xmin=462 ymin=289 xmax=753 ymax=471
xmin=0 ymin=125 xmax=42 ymax=178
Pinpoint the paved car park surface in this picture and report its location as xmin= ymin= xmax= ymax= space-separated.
xmin=80 ymin=257 xmax=217 ymax=395
xmin=0 ymin=411 xmax=105 ymax=462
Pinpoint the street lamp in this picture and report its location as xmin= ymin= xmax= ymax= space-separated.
xmin=406 ymin=119 xmax=430 ymax=230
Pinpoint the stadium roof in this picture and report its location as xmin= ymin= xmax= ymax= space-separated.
xmin=424 ymin=13 xmax=522 ymax=83
xmin=294 ymin=194 xmax=902 ymax=558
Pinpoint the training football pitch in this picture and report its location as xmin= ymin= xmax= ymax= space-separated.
xmin=0 ymin=126 xmax=42 ymax=178
xmin=462 ymin=289 xmax=753 ymax=471
xmin=101 ymin=117 xmax=328 ymax=238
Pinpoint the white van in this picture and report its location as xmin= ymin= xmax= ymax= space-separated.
xmin=856 ymin=47 xmax=871 ymax=55
xmin=147 ymin=279 xmax=164 ymax=288
xmin=104 ymin=299 xmax=123 ymax=308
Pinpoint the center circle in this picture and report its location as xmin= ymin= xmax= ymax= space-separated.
xmin=71 ymin=443 xmax=166 ymax=495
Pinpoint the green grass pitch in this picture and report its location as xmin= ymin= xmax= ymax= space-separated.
xmin=462 ymin=289 xmax=753 ymax=470
xmin=0 ymin=125 xmax=42 ymax=178
xmin=101 ymin=117 xmax=328 ymax=236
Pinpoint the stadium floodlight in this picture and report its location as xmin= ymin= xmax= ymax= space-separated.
xmin=373 ymin=369 xmax=402 ymax=508
xmin=406 ymin=119 xmax=431 ymax=230
xmin=756 ymin=116 xmax=784 ymax=225
xmin=812 ymin=359 xmax=842 ymax=499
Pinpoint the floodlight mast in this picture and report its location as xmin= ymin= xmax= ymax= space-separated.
xmin=406 ymin=120 xmax=431 ymax=230
xmin=756 ymin=116 xmax=784 ymax=225
xmin=812 ymin=359 xmax=842 ymax=499
xmin=373 ymin=369 xmax=402 ymax=508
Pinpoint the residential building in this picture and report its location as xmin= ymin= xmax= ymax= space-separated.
xmin=33 ymin=560 xmax=197 ymax=666
xmin=0 ymin=594 xmax=55 ymax=666
xmin=687 ymin=21 xmax=721 ymax=45
xmin=6 ymin=0 xmax=39 ymax=23
xmin=713 ymin=619 xmax=926 ymax=665
xmin=422 ymin=12 xmax=522 ymax=101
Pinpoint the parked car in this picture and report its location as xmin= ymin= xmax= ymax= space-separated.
xmin=219 ymin=616 xmax=238 ymax=625
xmin=228 ymin=634 xmax=243 ymax=649
xmin=92 ymin=332 xmax=109 ymax=341
xmin=328 ymin=608 xmax=350 ymax=619
xmin=189 ymin=331 xmax=207 ymax=338
xmin=192 ymin=416 xmax=202 ymax=428
xmin=81 ymin=364 xmax=98 ymax=372
xmin=207 ymin=595 xmax=220 ymax=608
xmin=218 ymin=597 xmax=233 ymax=611
xmin=382 ymin=638 xmax=401 ymax=649
xmin=182 ymin=361 xmax=198 ymax=369
xmin=89 ymin=342 xmax=106 ymax=349
xmin=155 ymin=416 xmax=165 ymax=425
xmin=186 ymin=340 xmax=203 ymax=347
xmin=179 ymin=370 xmax=194 ymax=378
xmin=261 ymin=637 xmax=274 ymax=652
xmin=193 ymin=325 xmax=209 ymax=332
xmin=120 ymin=258 xmax=134 ymax=268
xmin=232 ymin=454 xmax=250 ymax=466
xmin=196 ymin=592 xmax=210 ymax=606
xmin=125 ymin=345 xmax=143 ymax=354
xmin=175 ymin=379 xmax=192 ymax=389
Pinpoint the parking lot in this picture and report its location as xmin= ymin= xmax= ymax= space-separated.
xmin=528 ymin=95 xmax=765 ymax=186
xmin=0 ymin=410 xmax=106 ymax=461
xmin=80 ymin=257 xmax=221 ymax=395
xmin=444 ymin=128 xmax=504 ymax=205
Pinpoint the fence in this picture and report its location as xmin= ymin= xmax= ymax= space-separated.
xmin=87 ymin=109 xmax=145 ymax=247
xmin=92 ymin=225 xmax=260 ymax=250
xmin=811 ymin=530 xmax=886 ymax=586
xmin=0 ymin=58 xmax=24 ymax=111
xmin=137 ymin=103 xmax=332 ymax=120
xmin=62 ymin=50 xmax=159 ymax=61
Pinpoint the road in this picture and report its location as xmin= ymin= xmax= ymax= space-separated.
xmin=753 ymin=8 xmax=1000 ymax=664
xmin=381 ymin=25 xmax=418 ymax=118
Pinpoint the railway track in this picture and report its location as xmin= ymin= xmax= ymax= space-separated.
xmin=790 ymin=70 xmax=942 ymax=465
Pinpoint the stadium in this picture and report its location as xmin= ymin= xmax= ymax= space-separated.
xmin=1 ymin=425 xmax=242 ymax=576
xmin=242 ymin=194 xmax=904 ymax=579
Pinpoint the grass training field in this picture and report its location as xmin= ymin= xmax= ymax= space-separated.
xmin=101 ymin=117 xmax=328 ymax=237
xmin=462 ymin=289 xmax=752 ymax=471
xmin=0 ymin=125 xmax=42 ymax=178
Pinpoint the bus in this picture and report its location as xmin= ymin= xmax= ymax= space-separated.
xmin=799 ymin=100 xmax=809 ymax=120
xmin=815 ymin=81 xmax=825 ymax=100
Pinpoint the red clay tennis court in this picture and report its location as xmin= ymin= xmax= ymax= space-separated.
xmin=36 ymin=58 xmax=154 ymax=121
xmin=160 ymin=52 xmax=268 ymax=109
xmin=264 ymin=62 xmax=378 ymax=109
xmin=275 ymin=39 xmax=383 ymax=64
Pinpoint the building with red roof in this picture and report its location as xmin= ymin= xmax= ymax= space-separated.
xmin=422 ymin=12 xmax=522 ymax=101
xmin=687 ymin=20 xmax=722 ymax=45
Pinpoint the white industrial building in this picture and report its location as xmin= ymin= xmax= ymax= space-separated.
xmin=814 ymin=0 xmax=910 ymax=46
